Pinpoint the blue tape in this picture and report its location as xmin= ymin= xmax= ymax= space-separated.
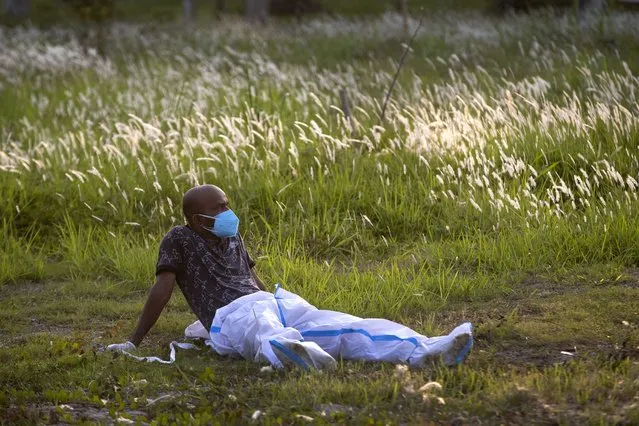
xmin=300 ymin=328 xmax=420 ymax=346
xmin=270 ymin=340 xmax=310 ymax=371
xmin=210 ymin=326 xmax=221 ymax=334
xmin=273 ymin=283 xmax=287 ymax=327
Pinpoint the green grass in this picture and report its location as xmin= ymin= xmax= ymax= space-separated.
xmin=1 ymin=267 xmax=638 ymax=424
xmin=1 ymin=9 xmax=639 ymax=425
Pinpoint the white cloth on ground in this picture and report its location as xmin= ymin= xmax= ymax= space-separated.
xmin=107 ymin=341 xmax=136 ymax=352
xmin=109 ymin=341 xmax=200 ymax=364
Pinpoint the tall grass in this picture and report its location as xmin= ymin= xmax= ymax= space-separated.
xmin=0 ymin=10 xmax=638 ymax=301
xmin=0 ymin=220 xmax=46 ymax=284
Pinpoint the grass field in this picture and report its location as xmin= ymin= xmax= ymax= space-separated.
xmin=1 ymin=8 xmax=639 ymax=425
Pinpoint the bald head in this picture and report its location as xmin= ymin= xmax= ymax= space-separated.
xmin=182 ymin=184 xmax=228 ymax=225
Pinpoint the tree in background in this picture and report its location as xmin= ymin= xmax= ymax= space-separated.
xmin=245 ymin=0 xmax=269 ymax=22
xmin=183 ymin=0 xmax=228 ymax=21
xmin=495 ymin=0 xmax=607 ymax=12
xmin=247 ymin=0 xmax=325 ymax=21
xmin=62 ymin=0 xmax=114 ymax=56
xmin=270 ymin=0 xmax=322 ymax=17
xmin=399 ymin=0 xmax=409 ymax=40
xmin=183 ymin=0 xmax=193 ymax=21
xmin=215 ymin=0 xmax=226 ymax=18
xmin=3 ymin=0 xmax=30 ymax=18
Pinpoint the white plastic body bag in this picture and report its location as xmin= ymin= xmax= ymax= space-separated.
xmin=118 ymin=286 xmax=473 ymax=368
xmin=192 ymin=285 xmax=473 ymax=369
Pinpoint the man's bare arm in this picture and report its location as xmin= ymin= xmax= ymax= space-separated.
xmin=128 ymin=271 xmax=176 ymax=346
xmin=251 ymin=268 xmax=266 ymax=291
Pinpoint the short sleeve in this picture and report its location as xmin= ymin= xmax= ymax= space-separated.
xmin=156 ymin=229 xmax=184 ymax=275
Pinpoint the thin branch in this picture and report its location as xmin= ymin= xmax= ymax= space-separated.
xmin=378 ymin=10 xmax=425 ymax=125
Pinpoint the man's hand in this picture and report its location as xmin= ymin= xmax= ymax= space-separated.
xmin=128 ymin=271 xmax=176 ymax=346
xmin=107 ymin=341 xmax=135 ymax=352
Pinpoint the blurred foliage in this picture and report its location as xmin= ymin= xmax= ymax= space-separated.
xmin=62 ymin=0 xmax=114 ymax=22
xmin=0 ymin=0 xmax=628 ymax=27
xmin=270 ymin=0 xmax=323 ymax=16
xmin=2 ymin=0 xmax=491 ymax=26
xmin=495 ymin=0 xmax=576 ymax=11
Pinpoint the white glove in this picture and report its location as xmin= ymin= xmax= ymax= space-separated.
xmin=107 ymin=341 xmax=136 ymax=352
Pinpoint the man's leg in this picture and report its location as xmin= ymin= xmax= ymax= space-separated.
xmin=275 ymin=287 xmax=473 ymax=367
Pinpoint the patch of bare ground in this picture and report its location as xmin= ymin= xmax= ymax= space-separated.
xmin=618 ymin=267 xmax=639 ymax=288
xmin=0 ymin=280 xmax=51 ymax=299
xmin=432 ymin=269 xmax=639 ymax=368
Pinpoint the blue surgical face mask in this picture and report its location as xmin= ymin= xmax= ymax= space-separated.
xmin=197 ymin=210 xmax=239 ymax=238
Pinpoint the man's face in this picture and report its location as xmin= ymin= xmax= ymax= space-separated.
xmin=194 ymin=191 xmax=230 ymax=230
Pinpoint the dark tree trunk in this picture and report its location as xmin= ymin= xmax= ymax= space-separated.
xmin=270 ymin=0 xmax=322 ymax=16
xmin=183 ymin=0 xmax=194 ymax=21
xmin=246 ymin=0 xmax=269 ymax=23
xmin=215 ymin=0 xmax=226 ymax=18
xmin=3 ymin=0 xmax=31 ymax=18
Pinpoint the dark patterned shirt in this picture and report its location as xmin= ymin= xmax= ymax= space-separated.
xmin=155 ymin=225 xmax=259 ymax=330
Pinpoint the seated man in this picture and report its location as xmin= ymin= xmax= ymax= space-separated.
xmin=108 ymin=184 xmax=473 ymax=370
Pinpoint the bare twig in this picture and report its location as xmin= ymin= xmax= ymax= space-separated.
xmin=378 ymin=10 xmax=425 ymax=125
